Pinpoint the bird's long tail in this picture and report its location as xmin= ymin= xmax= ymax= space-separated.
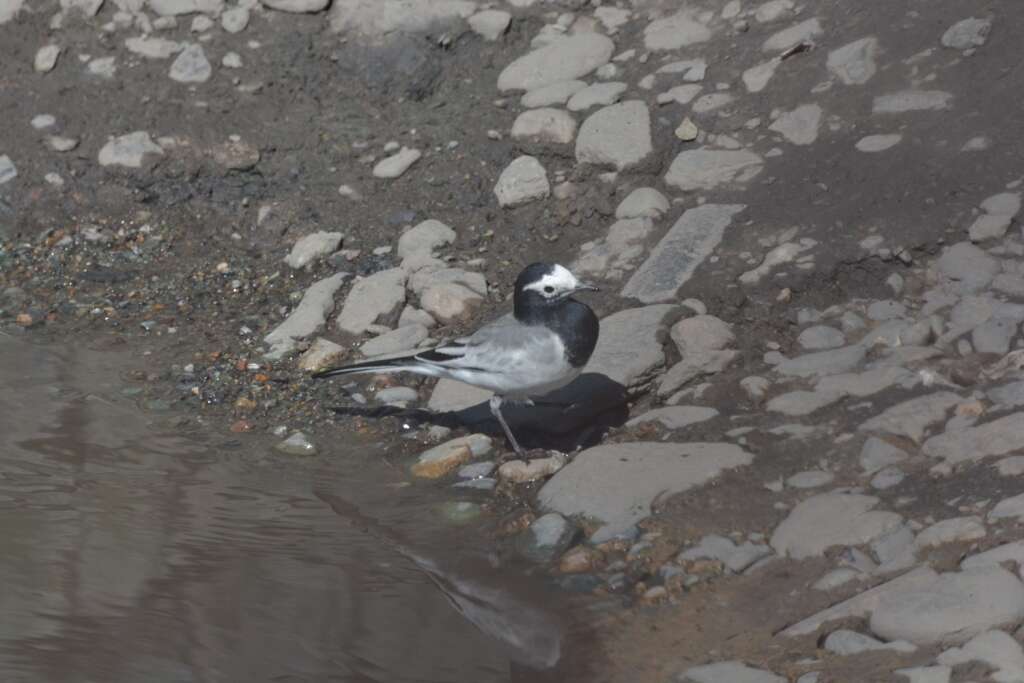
xmin=312 ymin=353 xmax=432 ymax=380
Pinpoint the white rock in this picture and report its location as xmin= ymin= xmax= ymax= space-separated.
xmin=221 ymin=6 xmax=249 ymax=32
xmin=742 ymin=59 xmax=779 ymax=93
xmin=915 ymin=517 xmax=986 ymax=549
xmin=397 ymin=219 xmax=455 ymax=260
xmin=770 ymin=491 xmax=903 ymax=559
xmin=264 ymin=273 xmax=347 ymax=359
xmin=169 ymin=43 xmax=211 ymax=83
xmin=894 ymin=666 xmax=951 ymax=683
xmin=87 ymin=57 xmax=117 ymax=79
xmin=762 ymin=18 xmax=822 ymax=52
xmin=511 ymin=108 xmax=577 ymax=144
xmin=335 ymin=268 xmax=407 ymax=335
xmin=769 ymin=104 xmax=823 ymax=145
xmin=575 ymin=101 xmax=652 ymax=171
xmin=148 ymin=0 xmax=224 ymax=15
xmin=497 ymin=34 xmax=614 ymax=92
xmin=665 ymin=149 xmax=764 ymax=191
xmin=285 ymin=231 xmax=343 ymax=269
xmin=0 ymin=0 xmax=24 ymax=23
xmin=468 ymin=9 xmax=509 ymax=41
xmin=827 ymin=36 xmax=879 ymax=85
xmin=126 ymin=36 xmax=185 ymax=59
xmin=222 ymin=52 xmax=242 ymax=68
xmin=191 ymin=14 xmax=213 ymax=31
xmin=34 ymin=44 xmax=62 ymax=73
xmin=873 ymin=90 xmax=953 ymax=114
xmin=328 ymin=0 xmax=474 ymax=35
xmin=372 ymin=147 xmax=421 ymax=179
xmin=656 ymin=58 xmax=706 ymax=81
xmin=98 ymin=131 xmax=164 ymax=168
xmin=681 ymin=661 xmax=784 ymax=683
xmin=48 ymin=136 xmax=79 ymax=152
xmin=824 ymin=629 xmax=916 ymax=655
xmin=941 ymin=17 xmax=992 ymax=50
xmin=657 ymin=84 xmax=703 ymax=105
xmin=30 ymin=114 xmax=56 ymax=129
xmin=786 ymin=470 xmax=834 ymax=489
xmin=297 ymin=337 xmax=345 ymax=372
xmin=360 ymin=323 xmax=429 ymax=357
xmin=521 ymin=80 xmax=587 ymax=108
xmin=643 ymin=12 xmax=711 ymax=51
xmin=0 ymin=155 xmax=16 ymax=185
xmin=856 ymin=134 xmax=902 ymax=152
xmin=494 ymin=155 xmax=549 ymax=207
xmin=263 ymin=0 xmax=328 ymax=12
xmin=615 ymin=187 xmax=669 ymax=219
xmin=627 ymin=406 xmax=719 ymax=430
xmin=860 ymin=391 xmax=962 ymax=444
xmin=566 ymin=82 xmax=627 ymax=112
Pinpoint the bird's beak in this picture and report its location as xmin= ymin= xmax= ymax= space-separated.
xmin=574 ymin=282 xmax=599 ymax=293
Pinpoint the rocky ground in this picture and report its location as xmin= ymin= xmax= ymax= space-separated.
xmin=4 ymin=0 xmax=1024 ymax=681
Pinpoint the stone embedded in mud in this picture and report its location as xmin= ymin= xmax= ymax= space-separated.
xmin=87 ymin=57 xmax=117 ymax=78
xmin=419 ymin=283 xmax=483 ymax=323
xmin=643 ymin=12 xmax=711 ymax=51
xmin=329 ymin=0 xmax=475 ymax=36
xmin=671 ymin=314 xmax=735 ymax=355
xmin=824 ymin=629 xmax=916 ymax=656
xmin=521 ymin=80 xmax=587 ymax=108
xmin=566 ymin=82 xmax=627 ymax=112
xmin=517 ymin=513 xmax=575 ymax=564
xmin=412 ymin=434 xmax=493 ymax=479
xmin=149 ymin=0 xmax=223 ymax=15
xmin=762 ymin=17 xmax=822 ymax=52
xmin=827 ymin=36 xmax=879 ymax=85
xmin=582 ymin=304 xmax=679 ymax=391
xmin=34 ymin=44 xmax=62 ymax=72
xmin=510 ymin=108 xmax=577 ymax=145
xmin=275 ymin=431 xmax=318 ymax=455
xmin=98 ymin=131 xmax=164 ymax=168
xmin=265 ymin=273 xmax=348 ymax=359
xmin=0 ymin=155 xmax=16 ymax=185
xmin=742 ymin=59 xmax=779 ymax=93
xmin=169 ymin=43 xmax=211 ymax=83
xmin=774 ymin=345 xmax=866 ymax=378
xmin=859 ymin=391 xmax=962 ymax=444
xmin=494 ymin=155 xmax=549 ymax=207
xmin=798 ymin=325 xmax=846 ymax=350
xmin=873 ymin=90 xmax=953 ymax=114
xmin=498 ymin=453 xmax=566 ymax=484
xmin=335 ymin=267 xmax=407 ymax=335
xmin=396 ymin=219 xmax=456 ymax=260
xmin=769 ymin=103 xmax=823 ymax=146
xmin=680 ymin=661 xmax=785 ymax=683
xmin=297 ymin=337 xmax=345 ymax=372
xmin=575 ymin=101 xmax=652 ymax=171
xmin=285 ymin=231 xmax=343 ymax=269
xmin=627 ymin=406 xmax=719 ymax=430
xmin=537 ymin=442 xmax=753 ymax=539
xmin=914 ymin=516 xmax=986 ymax=549
xmin=664 ymin=149 xmax=764 ymax=191
xmin=677 ymin=534 xmax=772 ymax=574
xmin=658 ymin=349 xmax=738 ymax=397
xmin=941 ymin=17 xmax=992 ymax=50
xmin=221 ymin=6 xmax=249 ymax=32
xmin=497 ymin=33 xmax=614 ymax=92
xmin=359 ymin=323 xmax=428 ymax=357
xmin=856 ymin=134 xmax=902 ymax=152
xmin=468 ymin=9 xmax=510 ymax=41
xmin=770 ymin=491 xmax=903 ymax=559
xmin=262 ymin=0 xmax=327 ymax=12
xmin=126 ymin=36 xmax=184 ymax=59
xmin=615 ymin=187 xmax=669 ymax=220
xmin=372 ymin=147 xmax=422 ymax=179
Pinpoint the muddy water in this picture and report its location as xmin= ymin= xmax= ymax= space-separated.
xmin=0 ymin=334 xmax=593 ymax=683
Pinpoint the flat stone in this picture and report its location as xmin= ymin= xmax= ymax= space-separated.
xmin=814 ymin=568 xmax=862 ymax=591
xmin=938 ymin=630 xmax=1024 ymax=683
xmin=575 ymin=101 xmax=653 ymax=171
xmin=297 ymin=338 xmax=346 ymax=372
xmin=873 ymin=90 xmax=953 ymax=114
xmin=521 ymin=80 xmax=587 ymax=108
xmin=935 ymin=242 xmax=1000 ymax=293
xmin=657 ymin=84 xmax=703 ymax=105
xmin=770 ymin=492 xmax=904 ymax=559
xmin=148 ymin=0 xmax=223 ymax=15
xmin=48 ymin=136 xmax=79 ymax=152
xmin=497 ymin=33 xmax=615 ymax=92
xmin=468 ymin=9 xmax=510 ymax=41
xmin=494 ymin=155 xmax=549 ymax=207
xmin=86 ymin=57 xmax=117 ymax=79
xmin=658 ymin=349 xmax=737 ymax=397
xmin=511 ymin=108 xmax=577 ymax=144
xmin=860 ymin=436 xmax=908 ymax=474
xmin=894 ymin=667 xmax=951 ymax=683
xmin=988 ymin=381 xmax=1024 ymax=408
xmin=0 ymin=155 xmax=16 ymax=185
xmin=656 ymin=58 xmax=706 ymax=80
xmin=98 ymin=131 xmax=164 ymax=168
xmin=671 ymin=314 xmax=735 ymax=355
xmin=0 ymin=0 xmax=24 ymax=23
xmin=870 ymin=567 xmax=1024 ymax=645
xmin=941 ymin=17 xmax=992 ymax=50
xmin=412 ymin=434 xmax=493 ymax=479
xmin=373 ymin=147 xmax=421 ymax=179
xmin=981 ymin=192 xmax=1022 ymax=217
xmin=169 ymin=43 xmax=211 ymax=83
xmin=328 ymin=0 xmax=472 ymax=34
xmin=265 ymin=273 xmax=347 ymax=359
xmin=742 ymin=59 xmax=779 ymax=93
xmin=766 ymin=390 xmax=842 ymax=416
xmin=126 ymin=36 xmax=184 ymax=59
xmin=419 ymin=283 xmax=483 ymax=323
xmin=969 ymin=213 xmax=1013 ymax=242
xmin=583 ymin=304 xmax=679 ymax=391
xmin=397 ymin=219 xmax=455 ymax=260
xmin=856 ymin=134 xmax=902 ymax=152
xmin=360 ymin=323 xmax=429 ymax=357
xmin=680 ymin=661 xmax=784 ymax=683
xmin=335 ymin=268 xmax=407 ymax=335
xmin=643 ymin=12 xmax=711 ymax=51
xmin=567 ymin=82 xmax=627 ymax=112
xmin=538 ymin=442 xmax=753 ymax=537
xmin=786 ymin=470 xmax=834 ymax=489
xmin=30 ymin=114 xmax=52 ymax=130
xmin=621 ymin=204 xmax=746 ymax=303
xmin=616 ymin=187 xmax=669 ymax=219
xmin=762 ymin=17 xmax=822 ymax=52
xmin=285 ymin=231 xmax=343 ymax=269
xmin=499 ymin=453 xmax=566 ymax=483
xmin=824 ymin=629 xmax=916 ymax=655
xmin=517 ymin=513 xmax=574 ymax=563
xmin=867 ymin=300 xmax=906 ymax=321
xmin=691 ymin=93 xmax=734 ymax=114
xmin=871 ymin=466 xmax=906 ymax=490
xmin=221 ymin=6 xmax=249 ymax=31
xmin=922 ymin=412 xmax=1024 ymax=464
xmin=34 ymin=44 xmax=62 ymax=72
xmin=860 ymin=391 xmax=962 ymax=444
xmin=428 ymin=378 xmax=492 ymax=412
xmin=774 ymin=345 xmax=866 ymax=378
xmin=754 ymin=0 xmax=793 ymax=23
xmin=627 ymin=406 xmax=719 ymax=430
xmin=678 ymin=534 xmax=772 ymax=574
xmin=972 ymin=317 xmax=1017 ymax=354
xmin=989 ymin=493 xmax=1024 ymax=522
xmin=572 ymin=218 xmax=656 ymax=281
xmin=915 ymin=517 xmax=986 ymax=549
xmin=827 ymin=36 xmax=878 ymax=85
xmin=769 ymin=104 xmax=823 ymax=145
xmin=799 ymin=325 xmax=846 ymax=350
xmin=665 ymin=149 xmax=764 ymax=191
xmin=262 ymin=0 xmax=327 ymax=11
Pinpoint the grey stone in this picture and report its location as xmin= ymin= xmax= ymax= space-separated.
xmin=615 ymin=187 xmax=669 ymax=219
xmin=894 ymin=666 xmax=951 ymax=683
xmin=827 ymin=36 xmax=879 ymax=85
xmin=961 ymin=541 xmax=1024 ymax=571
xmin=856 ymin=134 xmax=902 ymax=152
xmin=34 ymin=44 xmax=62 ymax=72
xmin=412 ymin=434 xmax=493 ymax=479
xmin=665 ymin=149 xmax=764 ymax=191
xmin=691 ymin=93 xmax=734 ymax=114
xmin=583 ymin=305 xmax=679 ymax=391
xmin=520 ymin=80 xmax=587 ymax=108
xmin=658 ymin=84 xmax=704 ymax=105
xmin=567 ymin=82 xmax=627 ymax=112
xmin=221 ymin=6 xmax=249 ymax=32
xmin=968 ymin=214 xmax=1013 ymax=242
xmin=981 ymin=192 xmax=1022 ymax=217
xmin=873 ymin=90 xmax=954 ymax=114
xmin=659 ymin=350 xmax=738 ymax=397
xmin=937 ymin=631 xmax=1024 ymax=683
xmin=824 ymin=629 xmax=916 ymax=655
xmin=860 ymin=437 xmax=909 ymax=474
xmin=86 ymin=56 xmax=117 ymax=79
xmin=643 ymin=12 xmax=711 ymax=51
xmin=572 ymin=218 xmax=656 ymax=281
xmin=0 ymin=155 xmax=16 ymax=185
xmin=989 ymin=493 xmax=1024 ymax=522
xmin=941 ymin=17 xmax=992 ymax=50
xmin=468 ymin=9 xmax=510 ymax=41
xmin=359 ymin=323 xmax=429 ymax=357
xmin=996 ymin=455 xmax=1024 ymax=475
xmin=169 ymin=43 xmax=211 ymax=83
xmin=374 ymin=386 xmax=419 ymax=404
xmin=988 ymin=381 xmax=1024 ymax=407
xmin=328 ymin=0 xmax=472 ymax=33
xmin=335 ymin=268 xmax=407 ymax=335
xmin=870 ymin=567 xmax=1024 ymax=645
xmin=656 ymin=58 xmax=706 ymax=80
xmin=494 ymin=155 xmax=549 ymax=207
xmin=680 ymin=661 xmax=784 ymax=683
xmin=419 ymin=283 xmax=483 ymax=323
xmin=517 ymin=513 xmax=574 ymax=564
xmin=511 ymin=108 xmax=577 ymax=144
xmin=798 ymin=325 xmax=846 ymax=350
xmin=61 ymin=0 xmax=102 ymax=15
xmin=397 ymin=219 xmax=455 ymax=260
xmin=148 ymin=0 xmax=223 ymax=15
xmin=786 ymin=470 xmax=834 ymax=489
xmin=972 ymin=317 xmax=1017 ymax=354
xmin=627 ymin=406 xmax=719 ymax=430
xmin=263 ymin=0 xmax=326 ymax=11
xmin=671 ymin=314 xmax=735 ymax=355
xmin=621 ymin=205 xmax=746 ymax=303
xmin=813 ymin=568 xmax=862 ymax=591
xmin=285 ymin=231 xmax=343 ymax=269
xmin=457 ymin=460 xmax=495 ymax=480
xmin=871 ymin=466 xmax=905 ymax=490
xmin=497 ymin=34 xmax=614 ymax=92
xmin=0 ymin=0 xmax=24 ymax=23
xmin=915 ymin=517 xmax=986 ymax=549
xmin=762 ymin=17 xmax=822 ymax=52
xmin=771 ymin=492 xmax=904 ymax=559
xmin=265 ymin=273 xmax=347 ymax=359
xmin=539 ymin=442 xmax=753 ymax=540
xmin=126 ymin=36 xmax=185 ymax=59
xmin=867 ymin=300 xmax=906 ymax=321
xmin=408 ymin=268 xmax=486 ymax=297
xmin=575 ymin=101 xmax=652 ymax=171
xmin=678 ymin=534 xmax=772 ymax=574
xmin=373 ymin=147 xmax=421 ymax=179
xmin=922 ymin=412 xmax=1024 ymax=464
xmin=769 ymin=104 xmax=823 ymax=145
xmin=860 ymin=391 xmax=962 ymax=444
xmin=766 ymin=390 xmax=842 ymax=416
xmin=297 ymin=337 xmax=345 ymax=372
xmin=754 ymin=0 xmax=793 ymax=23
xmin=742 ymin=59 xmax=779 ymax=93
xmin=428 ymin=378 xmax=492 ymax=412
xmin=275 ymin=431 xmax=317 ymax=455
xmin=774 ymin=345 xmax=866 ymax=378
xmin=98 ymin=131 xmax=164 ymax=168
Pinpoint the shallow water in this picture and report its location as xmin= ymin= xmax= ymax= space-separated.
xmin=0 ymin=334 xmax=590 ymax=683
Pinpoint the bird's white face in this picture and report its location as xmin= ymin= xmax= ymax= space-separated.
xmin=522 ymin=264 xmax=584 ymax=300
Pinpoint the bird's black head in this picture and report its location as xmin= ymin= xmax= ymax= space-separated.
xmin=513 ymin=263 xmax=597 ymax=321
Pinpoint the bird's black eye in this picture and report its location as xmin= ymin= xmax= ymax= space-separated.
xmin=543 ymin=286 xmax=555 ymax=294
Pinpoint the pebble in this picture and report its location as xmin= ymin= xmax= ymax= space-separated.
xmin=87 ymin=57 xmax=117 ymax=78
xmin=566 ymin=82 xmax=627 ymax=112
xmin=754 ymin=0 xmax=793 ymax=23
xmin=775 ymin=345 xmax=866 ymax=378
xmin=360 ymin=323 xmax=429 ymax=357
xmin=31 ymin=114 xmax=56 ymax=130
xmin=665 ymin=149 xmax=764 ymax=191
xmin=48 ymin=135 xmax=78 ymax=152
xmin=870 ymin=466 xmax=905 ymax=490
xmin=98 ymin=131 xmax=164 ymax=168
xmin=419 ymin=282 xmax=484 ymax=323
xmin=494 ymin=155 xmax=549 ymax=207
xmin=497 ymin=33 xmax=614 ymax=92
xmin=827 ymin=36 xmax=879 ymax=85
xmin=335 ymin=268 xmax=406 ymax=335
xmin=34 ymin=44 xmax=62 ymax=72
xmin=627 ymin=406 xmax=719 ymax=430
xmin=769 ymin=104 xmax=823 ymax=145
xmin=856 ymin=134 xmax=902 ymax=152
xmin=915 ymin=516 xmax=986 ymax=548
xmin=941 ymin=17 xmax=992 ymax=50
xmin=813 ymin=567 xmax=862 ymax=591
xmin=275 ymin=431 xmax=317 ymax=456
xmin=873 ymin=90 xmax=953 ymax=114
xmin=511 ymin=108 xmax=577 ymax=145
xmin=867 ymin=299 xmax=906 ymax=321
xmin=169 ymin=43 xmax=211 ymax=83
xmin=742 ymin=59 xmax=779 ymax=93
xmin=265 ymin=273 xmax=347 ymax=359
xmin=520 ymin=80 xmax=587 ymax=108
xmin=762 ymin=17 xmax=822 ymax=52
xmin=468 ymin=9 xmax=509 ymax=41
xmin=860 ymin=391 xmax=962 ymax=444
xmin=396 ymin=220 xmax=455 ymax=261
xmin=517 ymin=513 xmax=575 ymax=563
xmin=824 ymin=629 xmax=916 ymax=655
xmin=680 ymin=661 xmax=785 ymax=683
xmin=770 ymin=492 xmax=903 ymax=559
xmin=786 ymin=470 xmax=834 ymax=489
xmin=573 ymin=217 xmax=657 ymax=280
xmin=972 ymin=317 xmax=1017 ymax=354
xmin=615 ymin=187 xmax=669 ymax=219
xmin=372 ymin=147 xmax=421 ymax=179
xmin=935 ymin=242 xmax=1000 ymax=293
xmin=457 ymin=461 xmax=495 ymax=480
xmin=222 ymin=52 xmax=243 ymax=68
xmin=643 ymin=12 xmax=711 ymax=51
xmin=411 ymin=434 xmax=492 ymax=479
xmin=658 ymin=84 xmax=703 ymax=106
xmin=575 ymin=101 xmax=653 ymax=171
xmin=126 ymin=36 xmax=184 ymax=59
xmin=671 ymin=315 xmax=735 ymax=355
xmin=191 ymin=14 xmax=214 ymax=31
xmin=798 ymin=325 xmax=846 ymax=350
xmin=296 ymin=337 xmax=345 ymax=372
xmin=221 ymin=6 xmax=249 ymax=33
xmin=922 ymin=411 xmax=1024 ymax=465
xmin=498 ymin=452 xmax=566 ymax=483
xmin=263 ymin=0 xmax=329 ymax=12
xmin=284 ymin=231 xmax=343 ymax=269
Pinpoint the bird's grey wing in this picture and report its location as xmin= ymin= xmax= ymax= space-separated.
xmin=413 ymin=315 xmax=553 ymax=374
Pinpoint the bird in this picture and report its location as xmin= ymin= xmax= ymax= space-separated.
xmin=313 ymin=262 xmax=600 ymax=455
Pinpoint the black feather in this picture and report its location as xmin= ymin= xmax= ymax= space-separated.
xmin=311 ymin=353 xmax=419 ymax=379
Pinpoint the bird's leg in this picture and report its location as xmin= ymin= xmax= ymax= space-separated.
xmin=489 ymin=395 xmax=525 ymax=456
